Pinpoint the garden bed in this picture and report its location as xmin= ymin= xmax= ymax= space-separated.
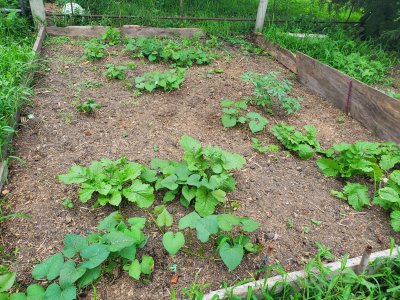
xmin=2 ymin=33 xmax=399 ymax=299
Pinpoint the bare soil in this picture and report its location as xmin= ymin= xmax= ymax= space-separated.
xmin=2 ymin=38 xmax=399 ymax=299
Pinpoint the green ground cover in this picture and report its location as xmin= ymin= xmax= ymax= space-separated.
xmin=0 ymin=12 xmax=36 ymax=159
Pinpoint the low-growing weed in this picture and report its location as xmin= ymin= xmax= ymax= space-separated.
xmin=103 ymin=63 xmax=127 ymax=80
xmin=271 ymin=123 xmax=320 ymax=159
xmin=101 ymin=27 xmax=122 ymax=46
xmin=220 ymin=99 xmax=268 ymax=133
xmin=84 ymin=40 xmax=107 ymax=61
xmin=251 ymin=138 xmax=279 ymax=153
xmin=241 ymin=71 xmax=302 ymax=115
xmin=135 ymin=68 xmax=185 ymax=92
xmin=76 ymin=99 xmax=102 ymax=114
xmin=62 ymin=198 xmax=74 ymax=209
xmin=78 ymin=80 xmax=102 ymax=88
xmin=125 ymin=36 xmax=212 ymax=67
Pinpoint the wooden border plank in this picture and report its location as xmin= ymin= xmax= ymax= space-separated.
xmin=204 ymin=248 xmax=399 ymax=299
xmin=0 ymin=25 xmax=46 ymax=191
xmin=296 ymin=52 xmax=400 ymax=142
xmin=45 ymin=25 xmax=204 ymax=38
xmin=252 ymin=34 xmax=297 ymax=73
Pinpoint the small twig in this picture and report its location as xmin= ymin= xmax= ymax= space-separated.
xmin=145 ymin=209 xmax=164 ymax=234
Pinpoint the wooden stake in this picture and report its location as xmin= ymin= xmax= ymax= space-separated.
xmin=28 ymin=0 xmax=46 ymax=23
xmin=255 ymin=0 xmax=268 ymax=32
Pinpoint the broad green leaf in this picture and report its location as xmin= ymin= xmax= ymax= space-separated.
xmin=79 ymin=244 xmax=110 ymax=269
xmin=160 ymin=175 xmax=178 ymax=190
xmin=221 ymin=115 xmax=237 ymax=128
xmin=58 ymin=166 xmax=87 ymax=184
xmin=104 ymin=231 xmax=135 ymax=252
xmin=154 ymin=206 xmax=173 ymax=227
xmin=58 ymin=261 xmax=86 ymax=289
xmin=240 ymin=218 xmax=261 ymax=232
xmin=187 ymin=174 xmax=202 ymax=187
xmin=32 ymin=253 xmax=64 ymax=281
xmin=219 ymin=242 xmax=244 ymax=271
xmin=377 ymin=187 xmax=400 ymax=204
xmin=109 ymin=191 xmax=122 ymax=206
xmin=182 ymin=186 xmax=197 ymax=202
xmin=163 ymin=190 xmax=176 ymax=202
xmin=62 ymin=234 xmax=88 ymax=258
xmin=77 ymin=266 xmax=101 ymax=289
xmin=220 ymin=99 xmax=234 ymax=107
xmin=140 ymin=256 xmax=154 ymax=275
xmin=221 ymin=151 xmax=246 ymax=170
xmin=122 ymin=180 xmax=155 ymax=208
xmin=117 ymin=245 xmax=137 ymax=260
xmin=78 ymin=184 xmax=95 ymax=203
xmin=128 ymin=259 xmax=141 ymax=280
xmin=178 ymin=211 xmax=201 ymax=229
xmin=43 ymin=283 xmax=76 ymax=300
xmin=0 ymin=271 xmax=15 ymax=292
xmin=316 ymin=158 xmax=339 ymax=177
xmin=390 ymin=210 xmax=400 ymax=232
xmin=195 ymin=187 xmax=219 ymax=217
xmin=10 ymin=293 xmax=26 ymax=300
xmin=180 ymin=135 xmax=202 ymax=153
xmin=26 ymin=284 xmax=45 ymax=300
xmin=162 ymin=232 xmax=185 ymax=256
xmin=217 ymin=214 xmax=241 ymax=231
xmin=141 ymin=167 xmax=158 ymax=183
xmin=127 ymin=217 xmax=146 ymax=230
xmin=380 ymin=155 xmax=400 ymax=171
xmin=98 ymin=211 xmax=123 ymax=231
xmin=195 ymin=215 xmax=219 ymax=242
xmin=211 ymin=189 xmax=226 ymax=203
xmin=296 ymin=144 xmax=314 ymax=159
xmin=343 ymin=183 xmax=370 ymax=211
xmin=390 ymin=170 xmax=400 ymax=186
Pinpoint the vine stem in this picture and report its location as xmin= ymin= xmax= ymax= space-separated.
xmin=181 ymin=248 xmax=221 ymax=262
xmin=145 ymin=209 xmax=165 ymax=234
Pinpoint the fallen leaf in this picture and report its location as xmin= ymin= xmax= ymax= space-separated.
xmin=2 ymin=189 xmax=10 ymax=196
xmin=170 ymin=274 xmax=179 ymax=285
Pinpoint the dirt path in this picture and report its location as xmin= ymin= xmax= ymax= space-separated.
xmin=2 ymin=39 xmax=398 ymax=299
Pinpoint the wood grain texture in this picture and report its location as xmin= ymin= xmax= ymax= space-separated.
xmin=296 ymin=52 xmax=400 ymax=142
xmin=204 ymin=248 xmax=399 ymax=299
xmin=45 ymin=25 xmax=204 ymax=38
xmin=252 ymin=34 xmax=297 ymax=73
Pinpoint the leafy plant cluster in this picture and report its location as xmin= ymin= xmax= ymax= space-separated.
xmin=76 ymin=99 xmax=101 ymax=114
xmin=251 ymin=138 xmax=279 ymax=153
xmin=271 ymin=123 xmax=321 ymax=159
xmin=177 ymin=212 xmax=261 ymax=271
xmin=318 ymin=141 xmax=400 ymax=231
xmin=58 ymin=157 xmax=155 ymax=208
xmin=125 ymin=36 xmax=212 ymax=67
xmin=103 ymin=63 xmax=127 ymax=80
xmin=83 ymin=27 xmax=124 ymax=61
xmin=135 ymin=68 xmax=185 ymax=92
xmin=220 ymin=99 xmax=268 ymax=133
xmin=0 ymin=212 xmax=152 ymax=299
xmin=241 ymin=71 xmax=303 ymax=115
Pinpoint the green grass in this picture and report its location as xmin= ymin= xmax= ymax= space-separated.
xmin=47 ymin=0 xmax=358 ymax=36
xmin=263 ymin=24 xmax=398 ymax=85
xmin=0 ymin=12 xmax=35 ymax=158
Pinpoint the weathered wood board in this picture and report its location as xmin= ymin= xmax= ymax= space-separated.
xmin=297 ymin=52 xmax=400 ymax=142
xmin=253 ymin=34 xmax=297 ymax=73
xmin=204 ymin=248 xmax=399 ymax=299
xmin=0 ymin=26 xmax=46 ymax=191
xmin=45 ymin=25 xmax=204 ymax=38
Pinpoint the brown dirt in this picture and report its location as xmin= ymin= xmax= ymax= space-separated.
xmin=2 ymin=38 xmax=399 ymax=299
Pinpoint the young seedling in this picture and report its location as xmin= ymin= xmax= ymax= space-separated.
xmin=103 ymin=64 xmax=127 ymax=80
xmin=76 ymin=99 xmax=102 ymax=114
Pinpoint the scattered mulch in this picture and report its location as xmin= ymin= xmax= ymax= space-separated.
xmin=1 ymin=38 xmax=398 ymax=299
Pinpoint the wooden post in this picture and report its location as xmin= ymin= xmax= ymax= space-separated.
xmin=28 ymin=0 xmax=46 ymax=23
xmin=180 ymin=0 xmax=184 ymax=17
xmin=255 ymin=0 xmax=268 ymax=32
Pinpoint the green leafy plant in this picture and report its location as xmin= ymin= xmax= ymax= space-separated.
xmin=331 ymin=182 xmax=370 ymax=211
xmin=63 ymin=198 xmax=74 ymax=209
xmin=101 ymin=27 xmax=122 ymax=46
xmin=178 ymin=212 xmax=261 ymax=270
xmin=151 ymin=135 xmax=245 ymax=216
xmin=271 ymin=123 xmax=321 ymax=159
xmin=58 ymin=157 xmax=156 ymax=208
xmin=84 ymin=40 xmax=106 ymax=61
xmin=220 ymin=99 xmax=268 ymax=133
xmin=125 ymin=37 xmax=211 ymax=67
xmin=317 ymin=141 xmax=400 ymax=184
xmin=241 ymin=71 xmax=302 ymax=115
xmin=251 ymin=138 xmax=279 ymax=153
xmin=103 ymin=64 xmax=127 ymax=80
xmin=76 ymin=99 xmax=102 ymax=114
xmin=135 ymin=68 xmax=185 ymax=92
